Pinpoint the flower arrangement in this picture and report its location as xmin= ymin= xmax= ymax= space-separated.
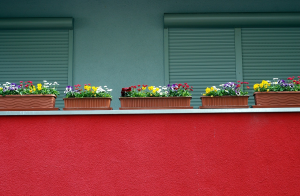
xmin=203 ymin=81 xmax=249 ymax=97
xmin=64 ymin=83 xmax=112 ymax=98
xmin=120 ymin=83 xmax=193 ymax=97
xmin=253 ymin=76 xmax=300 ymax=92
xmin=0 ymin=80 xmax=60 ymax=96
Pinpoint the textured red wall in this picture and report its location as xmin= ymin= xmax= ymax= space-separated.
xmin=1 ymin=113 xmax=300 ymax=195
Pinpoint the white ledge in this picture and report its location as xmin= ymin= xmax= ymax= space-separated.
xmin=1 ymin=108 xmax=300 ymax=116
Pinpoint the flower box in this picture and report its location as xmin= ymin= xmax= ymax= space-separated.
xmin=253 ymin=91 xmax=300 ymax=108
xmin=199 ymin=96 xmax=249 ymax=109
xmin=63 ymin=97 xmax=112 ymax=110
xmin=0 ymin=94 xmax=58 ymax=111
xmin=119 ymin=97 xmax=193 ymax=110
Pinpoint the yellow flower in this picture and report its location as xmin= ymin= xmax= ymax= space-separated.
xmin=156 ymin=87 xmax=159 ymax=91
xmin=142 ymin=87 xmax=146 ymax=90
xmin=92 ymin=86 xmax=97 ymax=91
xmin=211 ymin=95 xmax=213 ymax=97
xmin=267 ymin=89 xmax=269 ymax=92
xmin=205 ymin=87 xmax=211 ymax=94
xmin=153 ymin=90 xmax=157 ymax=93
xmin=210 ymin=87 xmax=214 ymax=91
xmin=0 ymin=87 xmax=2 ymax=90
xmin=260 ymin=83 xmax=264 ymax=88
xmin=148 ymin=86 xmax=154 ymax=91
xmin=253 ymin=84 xmax=259 ymax=90
xmin=37 ymin=83 xmax=42 ymax=90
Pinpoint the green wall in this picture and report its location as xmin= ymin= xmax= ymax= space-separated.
xmin=0 ymin=0 xmax=299 ymax=109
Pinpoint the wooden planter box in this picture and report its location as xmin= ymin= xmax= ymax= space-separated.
xmin=253 ymin=91 xmax=300 ymax=108
xmin=119 ymin=97 xmax=193 ymax=110
xmin=199 ymin=96 xmax=249 ymax=109
xmin=63 ymin=97 xmax=112 ymax=110
xmin=0 ymin=94 xmax=58 ymax=111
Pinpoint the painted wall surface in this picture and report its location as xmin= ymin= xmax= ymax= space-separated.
xmin=0 ymin=112 xmax=300 ymax=195
xmin=0 ymin=0 xmax=300 ymax=110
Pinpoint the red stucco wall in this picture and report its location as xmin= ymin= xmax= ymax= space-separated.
xmin=1 ymin=113 xmax=300 ymax=195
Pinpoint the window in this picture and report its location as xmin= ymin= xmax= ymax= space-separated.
xmin=0 ymin=18 xmax=73 ymax=108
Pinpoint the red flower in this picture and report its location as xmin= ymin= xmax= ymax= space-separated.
xmin=137 ymin=88 xmax=141 ymax=91
xmin=244 ymin=82 xmax=249 ymax=84
xmin=138 ymin=85 xmax=141 ymax=87
xmin=236 ymin=84 xmax=241 ymax=88
xmin=133 ymin=86 xmax=137 ymax=88
xmin=122 ymin=87 xmax=131 ymax=92
xmin=84 ymin=84 xmax=87 ymax=86
xmin=186 ymin=84 xmax=189 ymax=88
xmin=178 ymin=84 xmax=182 ymax=87
xmin=20 ymin=81 xmax=23 ymax=83
xmin=88 ymin=83 xmax=91 ymax=85
xmin=191 ymin=86 xmax=193 ymax=88
xmin=191 ymin=89 xmax=193 ymax=91
xmin=237 ymin=81 xmax=240 ymax=83
xmin=247 ymin=86 xmax=250 ymax=89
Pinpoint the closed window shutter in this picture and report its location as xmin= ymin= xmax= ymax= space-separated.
xmin=0 ymin=18 xmax=73 ymax=109
xmin=168 ymin=28 xmax=237 ymax=108
xmin=242 ymin=28 xmax=300 ymax=106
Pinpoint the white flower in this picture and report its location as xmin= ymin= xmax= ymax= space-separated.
xmin=107 ymin=89 xmax=112 ymax=92
xmin=273 ymin=78 xmax=278 ymax=80
xmin=104 ymin=86 xmax=107 ymax=88
xmin=43 ymin=80 xmax=47 ymax=83
xmin=53 ymin=82 xmax=59 ymax=85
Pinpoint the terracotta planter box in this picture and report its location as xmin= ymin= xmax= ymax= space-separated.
xmin=119 ymin=97 xmax=193 ymax=110
xmin=0 ymin=94 xmax=58 ymax=111
xmin=199 ymin=96 xmax=249 ymax=109
xmin=63 ymin=97 xmax=112 ymax=110
xmin=253 ymin=91 xmax=300 ymax=108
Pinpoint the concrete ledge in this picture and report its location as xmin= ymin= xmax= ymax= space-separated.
xmin=1 ymin=108 xmax=300 ymax=116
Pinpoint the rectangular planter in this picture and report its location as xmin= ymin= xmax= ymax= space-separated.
xmin=63 ymin=97 xmax=112 ymax=110
xmin=0 ymin=94 xmax=58 ymax=111
xmin=253 ymin=91 xmax=300 ymax=108
xmin=119 ymin=97 xmax=193 ymax=110
xmin=199 ymin=96 xmax=249 ymax=109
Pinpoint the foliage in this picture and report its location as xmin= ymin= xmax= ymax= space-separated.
xmin=120 ymin=83 xmax=193 ymax=97
xmin=253 ymin=76 xmax=300 ymax=92
xmin=64 ymin=84 xmax=112 ymax=98
xmin=203 ymin=81 xmax=249 ymax=97
xmin=0 ymin=80 xmax=60 ymax=96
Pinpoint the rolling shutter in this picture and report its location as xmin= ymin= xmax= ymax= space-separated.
xmin=242 ymin=28 xmax=300 ymax=106
xmin=0 ymin=18 xmax=73 ymax=109
xmin=168 ymin=28 xmax=237 ymax=108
